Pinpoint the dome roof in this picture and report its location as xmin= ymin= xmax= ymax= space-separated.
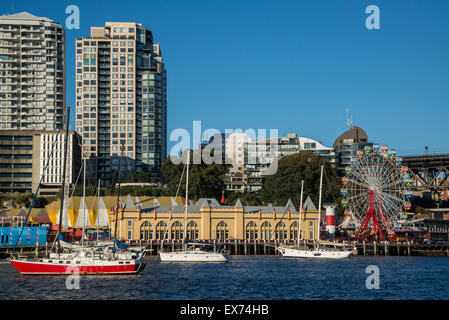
xmin=333 ymin=126 xmax=368 ymax=148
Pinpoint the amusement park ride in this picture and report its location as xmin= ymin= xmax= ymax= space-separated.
xmin=341 ymin=145 xmax=412 ymax=242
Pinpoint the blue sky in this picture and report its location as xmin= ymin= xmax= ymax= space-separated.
xmin=3 ymin=0 xmax=449 ymax=155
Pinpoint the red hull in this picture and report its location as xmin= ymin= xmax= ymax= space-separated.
xmin=10 ymin=259 xmax=145 ymax=275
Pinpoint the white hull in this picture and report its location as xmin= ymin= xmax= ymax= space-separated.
xmin=159 ymin=250 xmax=230 ymax=262
xmin=277 ymin=247 xmax=353 ymax=259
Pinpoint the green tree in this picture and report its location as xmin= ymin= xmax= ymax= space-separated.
xmin=261 ymin=152 xmax=342 ymax=210
xmin=161 ymin=150 xmax=229 ymax=201
xmin=16 ymin=194 xmax=33 ymax=208
xmin=33 ymin=197 xmax=49 ymax=208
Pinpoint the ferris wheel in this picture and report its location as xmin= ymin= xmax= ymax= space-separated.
xmin=340 ymin=145 xmax=411 ymax=240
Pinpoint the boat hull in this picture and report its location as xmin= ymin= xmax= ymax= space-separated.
xmin=9 ymin=259 xmax=146 ymax=275
xmin=159 ymin=251 xmax=230 ymax=262
xmin=277 ymin=247 xmax=353 ymax=259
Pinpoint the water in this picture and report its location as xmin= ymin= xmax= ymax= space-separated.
xmin=0 ymin=256 xmax=448 ymax=300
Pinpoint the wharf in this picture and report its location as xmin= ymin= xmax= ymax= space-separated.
xmin=2 ymin=240 xmax=449 ymax=258
xmin=126 ymin=239 xmax=449 ymax=257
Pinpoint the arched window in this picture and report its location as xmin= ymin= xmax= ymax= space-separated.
xmin=246 ymin=221 xmax=258 ymax=240
xmin=187 ymin=221 xmax=199 ymax=240
xmin=155 ymin=221 xmax=168 ymax=240
xmin=216 ymin=221 xmax=229 ymax=241
xmin=170 ymin=221 xmax=183 ymax=240
xmin=260 ymin=222 xmax=273 ymax=240
xmin=290 ymin=222 xmax=298 ymax=241
xmin=275 ymin=222 xmax=287 ymax=241
xmin=140 ymin=221 xmax=153 ymax=240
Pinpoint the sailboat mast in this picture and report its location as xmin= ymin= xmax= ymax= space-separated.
xmin=97 ymin=178 xmax=100 ymax=242
xmin=82 ymin=157 xmax=86 ymax=246
xmin=57 ymin=106 xmax=70 ymax=254
xmin=113 ymin=144 xmax=124 ymax=250
xmin=317 ymin=165 xmax=324 ymax=242
xmin=298 ymin=180 xmax=304 ymax=244
xmin=183 ymin=149 xmax=190 ymax=250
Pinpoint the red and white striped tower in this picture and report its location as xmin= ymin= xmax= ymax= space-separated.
xmin=324 ymin=205 xmax=336 ymax=237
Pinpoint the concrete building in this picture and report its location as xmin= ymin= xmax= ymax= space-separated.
xmin=333 ymin=126 xmax=373 ymax=173
xmin=0 ymin=130 xmax=81 ymax=195
xmin=239 ymin=133 xmax=335 ymax=193
xmin=75 ymin=22 xmax=167 ymax=185
xmin=0 ymin=12 xmax=65 ymax=130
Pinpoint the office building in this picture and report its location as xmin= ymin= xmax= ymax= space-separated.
xmin=0 ymin=130 xmax=81 ymax=195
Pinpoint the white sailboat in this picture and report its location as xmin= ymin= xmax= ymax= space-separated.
xmin=159 ymin=149 xmax=231 ymax=262
xmin=276 ymin=165 xmax=355 ymax=259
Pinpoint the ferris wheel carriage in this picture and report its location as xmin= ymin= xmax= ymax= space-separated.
xmin=388 ymin=149 xmax=396 ymax=157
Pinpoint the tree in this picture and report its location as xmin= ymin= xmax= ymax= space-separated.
xmin=34 ymin=197 xmax=49 ymax=208
xmin=161 ymin=149 xmax=229 ymax=201
xmin=261 ymin=152 xmax=342 ymax=210
xmin=16 ymin=194 xmax=33 ymax=208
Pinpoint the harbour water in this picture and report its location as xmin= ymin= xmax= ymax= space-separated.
xmin=0 ymin=256 xmax=448 ymax=300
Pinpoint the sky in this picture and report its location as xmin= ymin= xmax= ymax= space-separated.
xmin=2 ymin=0 xmax=449 ymax=156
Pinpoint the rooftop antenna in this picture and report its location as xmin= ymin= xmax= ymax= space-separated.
xmin=346 ymin=108 xmax=353 ymax=129
xmin=11 ymin=0 xmax=14 ymax=13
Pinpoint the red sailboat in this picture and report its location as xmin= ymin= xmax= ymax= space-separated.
xmin=9 ymin=108 xmax=147 ymax=275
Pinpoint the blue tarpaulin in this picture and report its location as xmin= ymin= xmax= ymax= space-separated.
xmin=0 ymin=226 xmax=47 ymax=247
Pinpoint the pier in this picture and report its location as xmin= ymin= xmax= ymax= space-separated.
xmin=3 ymin=240 xmax=449 ymax=258
xmin=123 ymin=239 xmax=449 ymax=257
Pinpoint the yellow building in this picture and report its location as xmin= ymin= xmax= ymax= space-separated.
xmin=111 ymin=196 xmax=321 ymax=242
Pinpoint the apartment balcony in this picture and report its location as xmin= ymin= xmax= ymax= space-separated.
xmin=21 ymin=42 xmax=42 ymax=49
xmin=21 ymin=49 xmax=44 ymax=56
xmin=0 ymin=34 xmax=18 ymax=40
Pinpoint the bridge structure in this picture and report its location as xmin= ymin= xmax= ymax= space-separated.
xmin=401 ymin=154 xmax=449 ymax=202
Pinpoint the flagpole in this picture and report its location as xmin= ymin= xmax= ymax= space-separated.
xmin=298 ymin=180 xmax=304 ymax=245
xmin=183 ymin=149 xmax=190 ymax=251
xmin=113 ymin=144 xmax=124 ymax=252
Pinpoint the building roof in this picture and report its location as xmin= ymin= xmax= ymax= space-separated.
xmin=234 ymin=198 xmax=243 ymax=208
xmin=333 ymin=126 xmax=368 ymax=148
xmin=0 ymin=11 xmax=54 ymax=23
xmin=303 ymin=196 xmax=317 ymax=211
xmin=124 ymin=195 xmax=136 ymax=209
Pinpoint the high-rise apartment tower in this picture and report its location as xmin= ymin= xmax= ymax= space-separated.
xmin=75 ymin=22 xmax=167 ymax=184
xmin=0 ymin=12 xmax=65 ymax=130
